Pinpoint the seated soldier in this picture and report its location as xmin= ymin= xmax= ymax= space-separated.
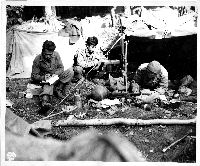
xmin=31 ymin=40 xmax=74 ymax=114
xmin=73 ymin=36 xmax=106 ymax=81
xmin=131 ymin=60 xmax=168 ymax=95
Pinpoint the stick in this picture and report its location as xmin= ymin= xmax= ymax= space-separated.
xmin=162 ymin=129 xmax=193 ymax=152
xmin=47 ymin=78 xmax=84 ymax=116
xmin=41 ymin=106 xmax=77 ymax=120
xmin=85 ymin=65 xmax=97 ymax=79
xmin=35 ymin=78 xmax=84 ymax=123
xmin=54 ymin=118 xmax=196 ymax=127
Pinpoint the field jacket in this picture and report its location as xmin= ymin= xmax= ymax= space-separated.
xmin=31 ymin=51 xmax=64 ymax=83
xmin=133 ymin=63 xmax=168 ymax=93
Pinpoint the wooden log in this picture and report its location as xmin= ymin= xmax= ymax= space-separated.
xmin=54 ymin=118 xmax=196 ymax=127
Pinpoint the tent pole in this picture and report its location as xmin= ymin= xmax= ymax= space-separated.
xmin=124 ymin=40 xmax=128 ymax=93
xmin=119 ymin=16 xmax=128 ymax=92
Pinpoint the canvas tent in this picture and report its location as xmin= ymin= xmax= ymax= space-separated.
xmin=6 ymin=6 xmax=197 ymax=79
xmin=109 ymin=7 xmax=197 ymax=80
xmin=126 ymin=34 xmax=197 ymax=80
xmin=6 ymin=27 xmax=85 ymax=78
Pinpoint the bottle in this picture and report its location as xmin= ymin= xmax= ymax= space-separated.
xmin=74 ymin=89 xmax=82 ymax=108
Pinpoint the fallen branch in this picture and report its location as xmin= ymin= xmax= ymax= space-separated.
xmin=54 ymin=118 xmax=196 ymax=127
xmin=162 ymin=129 xmax=193 ymax=152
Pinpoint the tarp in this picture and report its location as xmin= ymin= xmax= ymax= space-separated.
xmin=5 ymin=107 xmax=31 ymax=136
xmin=108 ymin=33 xmax=197 ymax=80
xmin=126 ymin=34 xmax=197 ymax=80
xmin=6 ymin=28 xmax=85 ymax=78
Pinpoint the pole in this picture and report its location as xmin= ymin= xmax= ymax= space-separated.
xmin=124 ymin=40 xmax=128 ymax=93
xmin=119 ymin=16 xmax=127 ymax=91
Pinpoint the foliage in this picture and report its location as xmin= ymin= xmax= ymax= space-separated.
xmin=6 ymin=5 xmax=24 ymax=30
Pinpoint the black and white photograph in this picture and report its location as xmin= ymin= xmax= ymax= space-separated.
xmin=2 ymin=1 xmax=198 ymax=164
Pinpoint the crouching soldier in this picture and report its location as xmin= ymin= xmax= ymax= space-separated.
xmin=73 ymin=36 xmax=106 ymax=81
xmin=131 ymin=60 xmax=168 ymax=95
xmin=31 ymin=40 xmax=74 ymax=114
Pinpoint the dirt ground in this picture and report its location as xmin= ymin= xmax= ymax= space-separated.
xmin=6 ymin=77 xmax=196 ymax=162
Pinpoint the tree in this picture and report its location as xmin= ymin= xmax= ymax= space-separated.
xmin=6 ymin=5 xmax=24 ymax=29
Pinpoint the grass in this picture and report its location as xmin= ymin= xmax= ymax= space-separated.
xmin=6 ymin=77 xmax=196 ymax=162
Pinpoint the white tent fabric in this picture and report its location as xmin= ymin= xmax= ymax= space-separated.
xmin=123 ymin=7 xmax=197 ymax=38
xmin=6 ymin=29 xmax=85 ymax=78
xmin=6 ymin=7 xmax=197 ymax=78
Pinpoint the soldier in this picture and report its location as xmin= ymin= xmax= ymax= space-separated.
xmin=31 ymin=40 xmax=74 ymax=114
xmin=131 ymin=60 xmax=168 ymax=95
xmin=73 ymin=36 xmax=106 ymax=81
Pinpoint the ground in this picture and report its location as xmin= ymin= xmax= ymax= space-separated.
xmin=6 ymin=77 xmax=196 ymax=162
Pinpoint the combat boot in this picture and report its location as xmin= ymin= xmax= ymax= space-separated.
xmin=39 ymin=95 xmax=52 ymax=115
